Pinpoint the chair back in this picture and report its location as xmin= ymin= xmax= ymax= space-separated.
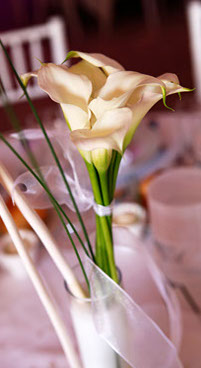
xmin=0 ymin=17 xmax=68 ymax=104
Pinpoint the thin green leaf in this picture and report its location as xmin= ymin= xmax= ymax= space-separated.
xmin=0 ymin=39 xmax=94 ymax=260
xmin=0 ymin=77 xmax=92 ymax=259
xmin=0 ymin=133 xmax=91 ymax=259
xmin=0 ymin=133 xmax=91 ymax=289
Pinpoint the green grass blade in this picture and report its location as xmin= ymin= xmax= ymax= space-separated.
xmin=0 ymin=39 xmax=93 ymax=260
xmin=0 ymin=133 xmax=91 ymax=289
xmin=0 ymin=76 xmax=93 ymax=262
xmin=0 ymin=133 xmax=91 ymax=259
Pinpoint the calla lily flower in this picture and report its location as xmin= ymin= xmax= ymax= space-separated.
xmin=20 ymin=51 xmax=193 ymax=281
xmin=21 ymin=51 xmax=191 ymax=167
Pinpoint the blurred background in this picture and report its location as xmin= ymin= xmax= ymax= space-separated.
xmin=1 ymin=0 xmax=200 ymax=200
xmin=1 ymin=6 xmax=201 ymax=366
xmin=0 ymin=0 xmax=192 ymax=81
xmin=0 ymin=0 xmax=195 ymax=129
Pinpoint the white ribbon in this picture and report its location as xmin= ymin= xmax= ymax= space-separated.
xmin=86 ymin=248 xmax=183 ymax=368
xmin=12 ymin=165 xmax=94 ymax=212
xmin=93 ymin=201 xmax=114 ymax=217
xmin=143 ymin=247 xmax=182 ymax=351
xmin=11 ymin=126 xmax=94 ymax=212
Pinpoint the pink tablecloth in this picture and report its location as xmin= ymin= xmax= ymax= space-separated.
xmin=0 ymin=247 xmax=78 ymax=368
xmin=0 ymin=240 xmax=171 ymax=368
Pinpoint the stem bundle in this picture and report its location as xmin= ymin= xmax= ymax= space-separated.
xmin=85 ymin=151 xmax=122 ymax=283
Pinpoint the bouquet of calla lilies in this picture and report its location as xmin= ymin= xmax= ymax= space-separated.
xmin=0 ymin=44 xmax=192 ymax=368
xmin=21 ymin=51 xmax=191 ymax=281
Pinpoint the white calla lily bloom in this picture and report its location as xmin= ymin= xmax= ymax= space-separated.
xmin=20 ymin=51 xmax=193 ymax=282
xmin=21 ymin=51 xmax=191 ymax=167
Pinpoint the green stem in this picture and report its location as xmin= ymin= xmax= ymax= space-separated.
xmin=95 ymin=215 xmax=110 ymax=275
xmin=110 ymin=152 xmax=122 ymax=198
xmin=85 ymin=161 xmax=118 ymax=282
xmin=99 ymin=170 xmax=110 ymax=206
xmin=98 ymin=215 xmax=117 ymax=281
xmin=108 ymin=151 xmax=117 ymax=201
xmin=99 ymin=170 xmax=112 ymax=232
xmin=85 ymin=161 xmax=103 ymax=204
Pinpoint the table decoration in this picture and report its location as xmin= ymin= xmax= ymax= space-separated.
xmin=112 ymin=202 xmax=146 ymax=238
xmin=0 ymin=229 xmax=39 ymax=278
xmin=19 ymin=50 xmax=192 ymax=279
xmin=0 ymin=41 xmax=192 ymax=367
xmin=147 ymin=167 xmax=201 ymax=309
xmin=147 ymin=167 xmax=201 ymax=367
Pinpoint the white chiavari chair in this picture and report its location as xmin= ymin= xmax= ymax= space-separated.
xmin=0 ymin=16 xmax=68 ymax=104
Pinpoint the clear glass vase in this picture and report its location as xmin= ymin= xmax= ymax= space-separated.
xmin=65 ymin=236 xmax=183 ymax=368
xmin=65 ymin=263 xmax=129 ymax=368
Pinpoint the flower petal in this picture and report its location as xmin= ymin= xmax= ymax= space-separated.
xmin=158 ymin=73 xmax=180 ymax=84
xmin=37 ymin=63 xmax=92 ymax=111
xmin=157 ymin=73 xmax=183 ymax=94
xmin=124 ymin=90 xmax=171 ymax=149
xmin=128 ymin=77 xmax=166 ymax=106
xmin=69 ymin=60 xmax=107 ymax=95
xmin=61 ymin=104 xmax=90 ymax=130
xmin=89 ymin=91 xmax=132 ymax=120
xmin=20 ymin=70 xmax=38 ymax=86
xmin=125 ymin=75 xmax=192 ymax=148
xmin=158 ymin=73 xmax=194 ymax=97
xmin=65 ymin=51 xmax=124 ymax=75
xmin=70 ymin=108 xmax=133 ymax=153
xmin=97 ymin=71 xmax=165 ymax=100
xmin=91 ymin=148 xmax=112 ymax=173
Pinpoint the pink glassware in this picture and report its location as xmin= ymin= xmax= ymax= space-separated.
xmin=147 ymin=167 xmax=201 ymax=267
xmin=147 ymin=167 xmax=201 ymax=367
